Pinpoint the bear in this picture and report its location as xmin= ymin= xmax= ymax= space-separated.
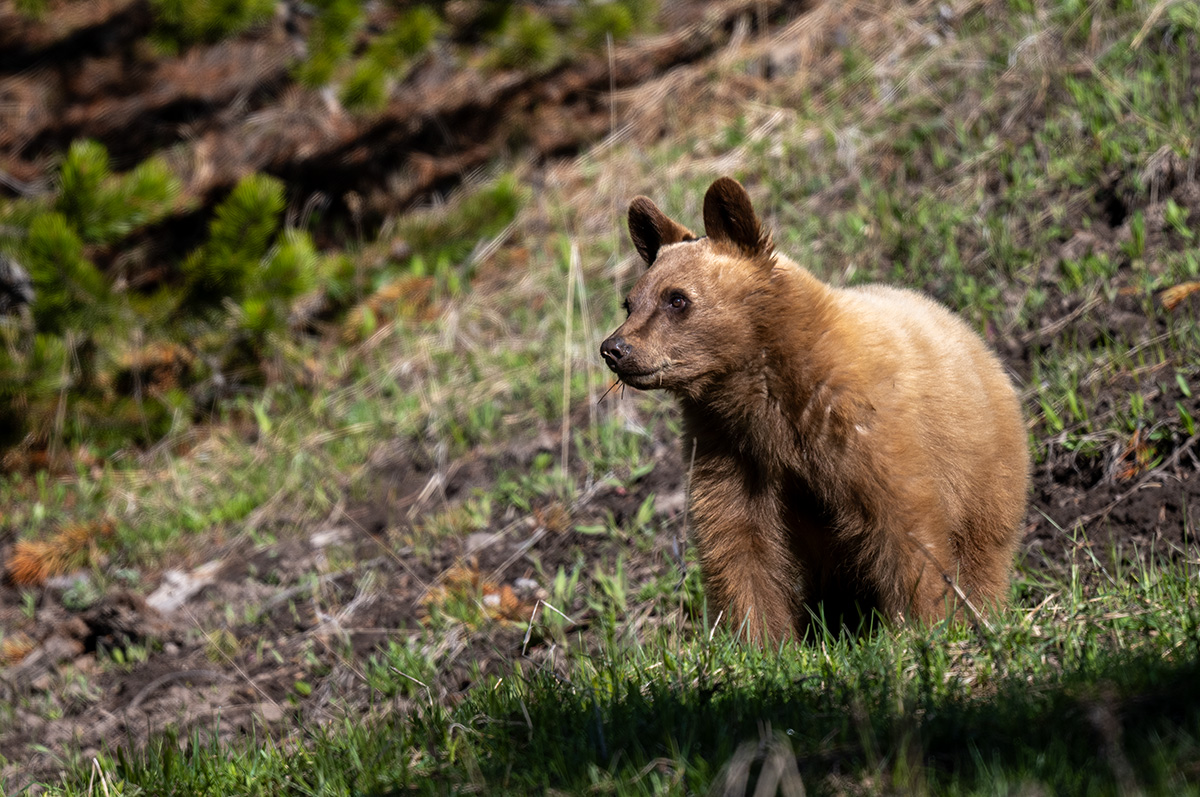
xmin=599 ymin=177 xmax=1030 ymax=643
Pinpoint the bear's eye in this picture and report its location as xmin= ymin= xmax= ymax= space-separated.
xmin=667 ymin=292 xmax=689 ymax=311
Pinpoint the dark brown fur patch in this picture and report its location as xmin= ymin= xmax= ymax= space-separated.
xmin=628 ymin=196 xmax=695 ymax=265
xmin=703 ymin=177 xmax=774 ymax=265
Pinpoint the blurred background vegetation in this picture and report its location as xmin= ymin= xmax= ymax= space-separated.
xmin=0 ymin=0 xmax=655 ymax=466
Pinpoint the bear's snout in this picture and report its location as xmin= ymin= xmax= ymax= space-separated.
xmin=600 ymin=336 xmax=632 ymax=371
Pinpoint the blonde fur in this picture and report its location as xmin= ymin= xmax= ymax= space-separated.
xmin=601 ymin=178 xmax=1030 ymax=643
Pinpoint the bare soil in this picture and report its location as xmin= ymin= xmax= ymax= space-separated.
xmin=0 ymin=426 xmax=689 ymax=788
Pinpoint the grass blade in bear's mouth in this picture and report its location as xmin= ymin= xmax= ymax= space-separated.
xmin=616 ymin=365 xmax=666 ymax=382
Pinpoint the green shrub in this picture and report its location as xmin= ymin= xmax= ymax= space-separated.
xmin=0 ymin=138 xmax=338 ymax=458
xmin=368 ymin=6 xmax=441 ymax=70
xmin=239 ymin=231 xmax=320 ymax=334
xmin=338 ymin=6 xmax=445 ymax=114
xmin=488 ymin=7 xmax=562 ymax=71
xmin=340 ymin=60 xmax=390 ymax=113
xmin=295 ymin=0 xmax=364 ymax=87
xmin=151 ymin=0 xmax=274 ymax=48
xmin=578 ymin=2 xmax=635 ymax=49
xmin=22 ymin=213 xmax=109 ymax=334
xmin=0 ymin=139 xmax=181 ymax=452
xmin=55 ymin=140 xmax=180 ymax=244
xmin=182 ymin=174 xmax=287 ymax=302
xmin=258 ymin=231 xmax=319 ymax=300
xmin=0 ymin=326 xmax=69 ymax=448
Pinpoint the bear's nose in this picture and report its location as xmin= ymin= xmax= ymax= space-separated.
xmin=600 ymin=337 xmax=631 ymax=369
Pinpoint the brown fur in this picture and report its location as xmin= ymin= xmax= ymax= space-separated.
xmin=600 ymin=177 xmax=1030 ymax=643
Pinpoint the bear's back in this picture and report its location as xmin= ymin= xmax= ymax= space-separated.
xmin=832 ymin=282 xmax=1020 ymax=432
xmin=820 ymin=282 xmax=1028 ymax=536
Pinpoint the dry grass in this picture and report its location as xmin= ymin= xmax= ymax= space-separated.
xmin=6 ymin=519 xmax=113 ymax=587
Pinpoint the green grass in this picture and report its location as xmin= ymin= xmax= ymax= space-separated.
xmin=37 ymin=554 xmax=1200 ymax=795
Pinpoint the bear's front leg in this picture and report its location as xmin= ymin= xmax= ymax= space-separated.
xmin=688 ymin=466 xmax=803 ymax=645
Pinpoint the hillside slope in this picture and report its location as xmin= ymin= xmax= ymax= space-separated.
xmin=1 ymin=0 xmax=1199 ymax=793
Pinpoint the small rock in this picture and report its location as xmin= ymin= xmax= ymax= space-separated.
xmin=655 ymin=490 xmax=687 ymax=517
xmin=390 ymin=239 xmax=413 ymax=262
xmin=465 ymin=532 xmax=500 ymax=553
xmin=0 ymin=254 xmax=33 ymax=315
xmin=146 ymin=560 xmax=222 ymax=614
xmin=45 ymin=571 xmax=90 ymax=591
xmin=513 ymin=578 xmax=547 ymax=602
xmin=259 ymin=702 xmax=284 ymax=724
xmin=310 ymin=526 xmax=351 ymax=548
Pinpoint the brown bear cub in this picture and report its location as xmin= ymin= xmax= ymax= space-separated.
xmin=600 ymin=177 xmax=1030 ymax=643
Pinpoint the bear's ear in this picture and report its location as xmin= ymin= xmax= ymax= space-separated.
xmin=628 ymin=196 xmax=695 ymax=266
xmin=703 ymin=177 xmax=773 ymax=262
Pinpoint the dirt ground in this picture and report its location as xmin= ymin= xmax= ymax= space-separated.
xmin=0 ymin=425 xmax=691 ymax=787
xmin=2 ymin=0 xmax=1200 ymax=790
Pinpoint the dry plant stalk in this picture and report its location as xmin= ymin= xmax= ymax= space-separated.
xmin=0 ymin=633 xmax=36 ymax=666
xmin=1160 ymin=281 xmax=1200 ymax=312
xmin=6 ymin=518 xmax=115 ymax=587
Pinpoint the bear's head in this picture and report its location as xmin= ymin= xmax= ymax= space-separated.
xmin=600 ymin=177 xmax=776 ymax=397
